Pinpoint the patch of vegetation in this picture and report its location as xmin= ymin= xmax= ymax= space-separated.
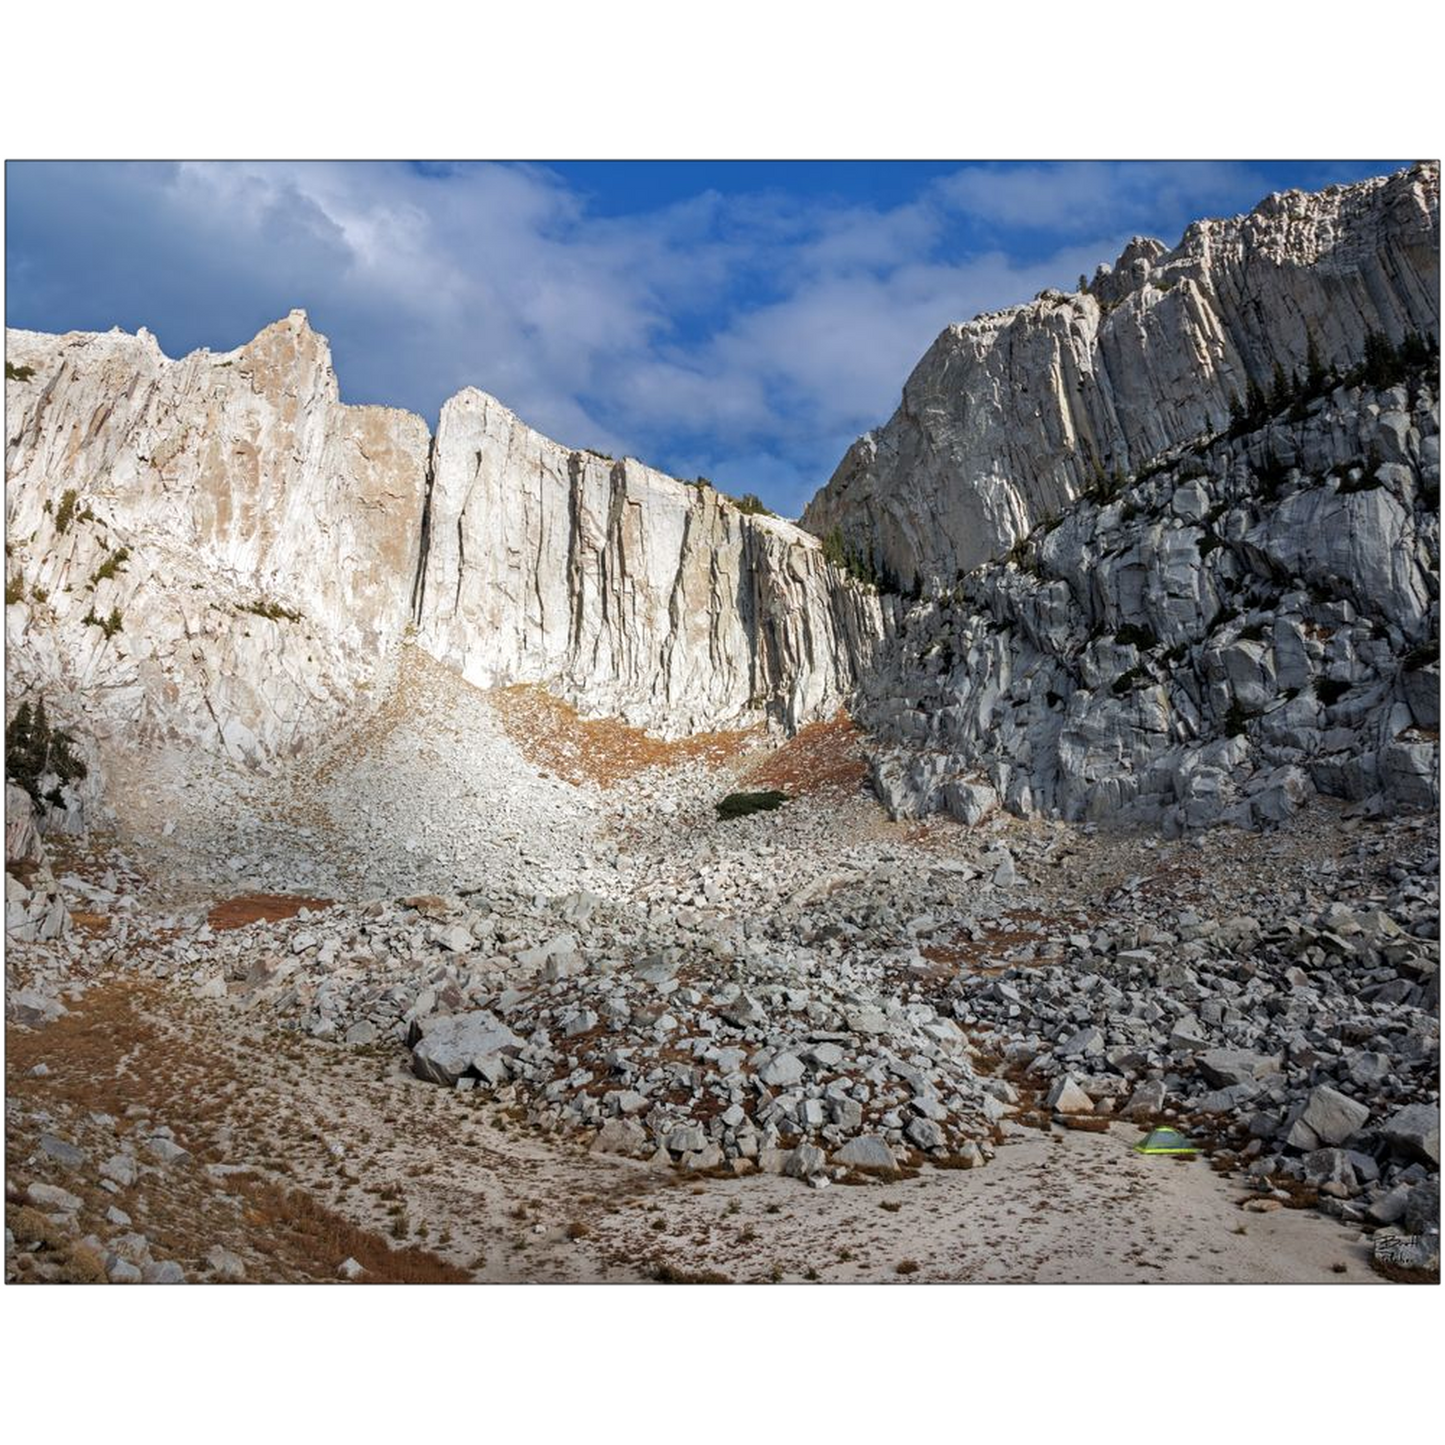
xmin=1254 ymin=450 xmax=1292 ymax=500
xmin=4 ymin=575 xmax=24 ymax=606
xmin=82 ymin=606 xmax=124 ymax=639
xmin=6 ymin=361 xmax=36 ymax=382
xmin=1314 ymin=676 xmax=1350 ymax=707
xmin=716 ymin=789 xmax=790 ymax=821
xmin=54 ymin=488 xmax=80 ymax=535
xmin=821 ymin=525 xmax=887 ymax=590
xmin=6 ymin=697 xmax=88 ymax=807
xmin=240 ymin=599 xmax=303 ymax=623
xmin=1229 ymin=329 xmax=1437 ymax=440
xmin=1223 ymin=702 xmax=1253 ymax=737
xmin=1114 ymin=622 xmax=1157 ymax=651
xmin=732 ymin=492 xmax=771 ymax=516
xmin=30 ymin=583 xmax=48 ymax=604
xmin=1336 ymin=456 xmax=1385 ymax=494
xmin=652 ymin=1262 xmax=731 ymax=1284
xmin=1111 ymin=665 xmax=1148 ymax=697
xmin=1402 ymin=639 xmax=1439 ymax=672
xmin=1084 ymin=452 xmax=1128 ymax=503
xmin=1005 ymin=536 xmax=1041 ymax=577
xmin=88 ymin=546 xmax=131 ymax=587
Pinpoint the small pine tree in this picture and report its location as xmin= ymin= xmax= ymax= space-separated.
xmin=1304 ymin=329 xmax=1327 ymax=395
xmin=5 ymin=696 xmax=87 ymax=806
xmin=1361 ymin=330 xmax=1395 ymax=388
xmin=1244 ymin=376 xmax=1267 ymax=428
xmin=1269 ymin=360 xmax=1293 ymax=413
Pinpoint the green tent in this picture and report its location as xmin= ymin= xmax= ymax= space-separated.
xmin=1132 ymin=1126 xmax=1197 ymax=1155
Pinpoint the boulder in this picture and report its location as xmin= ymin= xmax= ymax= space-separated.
xmin=1196 ymin=1048 xmax=1280 ymax=1089
xmin=833 ymin=1136 xmax=898 ymax=1171
xmin=757 ymin=1053 xmax=806 ymax=1088
xmin=783 ymin=1142 xmax=828 ymax=1179
xmin=1379 ymin=1103 xmax=1440 ymax=1166
xmin=25 ymin=1181 xmax=82 ymax=1213
xmin=1299 ymin=1086 xmax=1370 ymax=1147
xmin=591 ymin=1118 xmax=650 ymax=1158
xmin=1047 ymin=1075 xmax=1095 ymax=1115
xmin=411 ymin=1010 xmax=522 ymax=1087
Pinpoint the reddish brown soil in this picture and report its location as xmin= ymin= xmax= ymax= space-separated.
xmin=207 ymin=894 xmax=334 ymax=931
xmin=493 ymin=684 xmax=758 ymax=787
xmin=5 ymin=982 xmax=470 ymax=1283
xmin=741 ymin=711 xmax=869 ymax=799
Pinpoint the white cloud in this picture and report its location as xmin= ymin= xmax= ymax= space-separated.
xmin=6 ymin=158 xmax=1345 ymax=513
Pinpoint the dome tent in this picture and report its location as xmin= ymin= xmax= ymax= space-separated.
xmin=1132 ymin=1126 xmax=1197 ymax=1155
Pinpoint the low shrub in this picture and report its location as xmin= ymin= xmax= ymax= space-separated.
xmin=241 ymin=599 xmax=303 ymax=623
xmin=54 ymin=488 xmax=80 ymax=535
xmin=82 ymin=606 xmax=124 ymax=639
xmin=715 ymin=790 xmax=790 ymax=821
xmin=88 ymin=546 xmax=131 ymax=586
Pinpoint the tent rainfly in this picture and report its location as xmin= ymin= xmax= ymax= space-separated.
xmin=1132 ymin=1126 xmax=1197 ymax=1155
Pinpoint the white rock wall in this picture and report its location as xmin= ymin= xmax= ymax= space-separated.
xmin=803 ymin=163 xmax=1441 ymax=591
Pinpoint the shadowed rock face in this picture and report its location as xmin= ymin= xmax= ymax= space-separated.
xmin=860 ymin=376 xmax=1440 ymax=832
xmin=413 ymin=388 xmax=881 ymax=737
xmin=802 ymin=162 xmax=1441 ymax=591
xmin=5 ymin=314 xmax=879 ymax=774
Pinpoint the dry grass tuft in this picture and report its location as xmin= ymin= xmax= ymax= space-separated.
xmin=652 ymin=1262 xmax=732 ymax=1284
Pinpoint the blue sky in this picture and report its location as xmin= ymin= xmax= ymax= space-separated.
xmin=6 ymin=159 xmax=1405 ymax=515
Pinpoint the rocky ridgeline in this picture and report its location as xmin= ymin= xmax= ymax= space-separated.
xmin=4 ymin=312 xmax=878 ymax=807
xmin=4 ymin=312 xmax=431 ymax=768
xmin=804 ymin=162 xmax=1440 ymax=589
xmin=863 ymin=377 xmax=1439 ymax=832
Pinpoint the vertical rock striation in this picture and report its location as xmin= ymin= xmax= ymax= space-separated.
xmin=6 ymin=316 xmax=880 ymax=789
xmin=413 ymin=388 xmax=881 ymax=736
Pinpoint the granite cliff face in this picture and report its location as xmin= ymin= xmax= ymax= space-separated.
xmin=4 ymin=313 xmax=879 ymax=799
xmin=803 ymin=162 xmax=1440 ymax=591
xmin=796 ymin=163 xmax=1440 ymax=832
xmin=5 ymin=311 xmax=431 ymax=767
xmin=5 ymin=165 xmax=1439 ymax=847
xmin=862 ymin=377 xmax=1440 ymax=833
xmin=414 ymin=389 xmax=880 ymax=736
